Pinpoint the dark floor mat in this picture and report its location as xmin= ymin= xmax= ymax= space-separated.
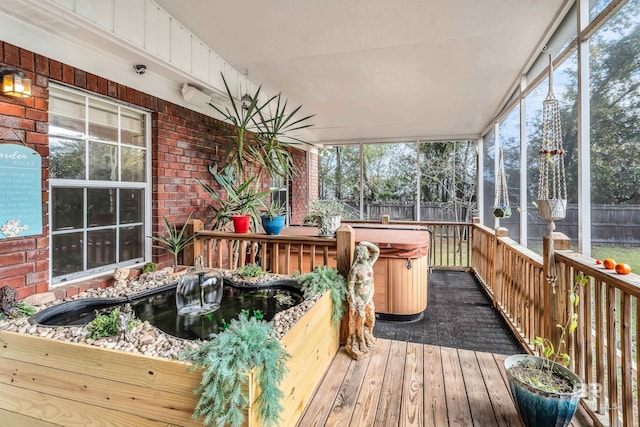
xmin=373 ymin=269 xmax=524 ymax=355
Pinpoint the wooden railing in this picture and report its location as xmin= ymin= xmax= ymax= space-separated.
xmin=185 ymin=220 xmax=353 ymax=276
xmin=472 ymin=219 xmax=640 ymax=426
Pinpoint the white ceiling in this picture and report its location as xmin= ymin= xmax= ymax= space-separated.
xmin=155 ymin=0 xmax=568 ymax=144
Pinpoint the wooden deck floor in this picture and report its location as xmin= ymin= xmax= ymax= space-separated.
xmin=298 ymin=339 xmax=594 ymax=427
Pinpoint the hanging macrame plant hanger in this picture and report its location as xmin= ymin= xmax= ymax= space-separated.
xmin=493 ymin=149 xmax=511 ymax=218
xmin=537 ymin=53 xmax=568 ymax=290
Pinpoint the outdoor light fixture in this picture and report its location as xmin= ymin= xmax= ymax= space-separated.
xmin=0 ymin=67 xmax=32 ymax=98
xmin=241 ymin=68 xmax=251 ymax=111
xmin=181 ymin=83 xmax=211 ymax=108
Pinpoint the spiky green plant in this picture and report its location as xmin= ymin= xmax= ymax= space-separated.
xmin=295 ymin=265 xmax=347 ymax=324
xmin=149 ymin=213 xmax=195 ymax=270
xmin=183 ymin=313 xmax=290 ymax=427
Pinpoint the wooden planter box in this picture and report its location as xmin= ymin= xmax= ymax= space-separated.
xmin=0 ymin=292 xmax=339 ymax=426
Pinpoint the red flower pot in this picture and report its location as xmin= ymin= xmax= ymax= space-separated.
xmin=231 ymin=215 xmax=251 ymax=234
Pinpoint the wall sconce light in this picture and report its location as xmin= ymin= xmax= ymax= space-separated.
xmin=0 ymin=67 xmax=32 ymax=98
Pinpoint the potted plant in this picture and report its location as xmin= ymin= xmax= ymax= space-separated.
xmin=309 ymin=198 xmax=344 ymax=237
xmin=261 ymin=200 xmax=287 ymax=235
xmin=149 ymin=213 xmax=196 ymax=271
xmin=504 ymin=273 xmax=587 ymax=427
xmin=198 ymin=165 xmax=273 ymax=233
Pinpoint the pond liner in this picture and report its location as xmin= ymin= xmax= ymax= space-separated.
xmin=30 ymin=277 xmax=304 ymax=331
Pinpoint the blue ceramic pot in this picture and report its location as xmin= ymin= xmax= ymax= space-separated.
xmin=504 ymin=354 xmax=583 ymax=427
xmin=261 ymin=215 xmax=286 ymax=235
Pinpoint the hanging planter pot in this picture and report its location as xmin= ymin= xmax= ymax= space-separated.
xmin=493 ymin=205 xmax=512 ymax=218
xmin=231 ymin=214 xmax=251 ymax=234
xmin=493 ymin=149 xmax=512 ymax=219
xmin=537 ymin=198 xmax=567 ymax=221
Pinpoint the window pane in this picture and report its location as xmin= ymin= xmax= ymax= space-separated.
xmin=420 ymin=141 xmax=476 ymax=221
xmin=319 ymin=145 xmax=361 ymax=218
xmin=121 ymin=146 xmax=145 ymax=182
xmin=499 ymin=107 xmax=521 ymax=242
xmin=50 ymin=137 xmax=86 ymax=179
xmin=52 ymin=187 xmax=83 ymax=231
xmin=49 ymin=90 xmax=85 ymax=137
xmin=121 ymin=108 xmax=145 ymax=147
xmin=120 ymin=189 xmax=143 ymax=224
xmin=363 ymin=143 xmax=417 ymax=221
xmin=590 ymin=1 xmax=640 ymax=260
xmin=120 ymin=225 xmax=143 ymax=262
xmin=52 ymin=232 xmax=83 ymax=276
xmin=89 ymin=98 xmax=118 ymax=142
xmin=89 ymin=141 xmax=118 ymax=180
xmin=87 ymin=228 xmax=116 ymax=268
xmin=87 ymin=188 xmax=116 ymax=227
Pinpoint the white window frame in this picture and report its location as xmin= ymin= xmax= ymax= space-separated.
xmin=48 ymin=84 xmax=152 ymax=285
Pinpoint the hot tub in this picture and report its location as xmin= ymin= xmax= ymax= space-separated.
xmin=278 ymin=225 xmax=431 ymax=319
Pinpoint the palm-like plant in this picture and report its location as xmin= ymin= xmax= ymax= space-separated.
xmin=208 ymin=73 xmax=314 ymax=184
xmin=150 ymin=212 xmax=195 ymax=270
xmin=197 ymin=165 xmax=274 ymax=231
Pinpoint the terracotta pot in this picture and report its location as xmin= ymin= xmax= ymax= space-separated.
xmin=231 ymin=214 xmax=251 ymax=234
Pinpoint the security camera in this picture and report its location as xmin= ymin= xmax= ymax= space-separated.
xmin=133 ymin=64 xmax=147 ymax=75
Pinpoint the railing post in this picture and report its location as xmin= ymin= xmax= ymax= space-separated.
xmin=336 ymin=224 xmax=355 ymax=344
xmin=494 ymin=227 xmax=509 ymax=308
xmin=542 ymin=231 xmax=571 ymax=346
xmin=182 ymin=219 xmax=204 ymax=268
xmin=471 ymin=217 xmax=480 ymax=273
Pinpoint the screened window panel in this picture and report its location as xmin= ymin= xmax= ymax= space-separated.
xmin=498 ymin=106 xmax=521 ymax=242
xmin=589 ymin=0 xmax=640 ymax=258
xmin=482 ymin=129 xmax=496 ymax=227
xmin=319 ymin=145 xmax=361 ymax=218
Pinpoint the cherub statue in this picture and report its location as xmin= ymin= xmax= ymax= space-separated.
xmin=116 ymin=304 xmax=133 ymax=342
xmin=345 ymin=241 xmax=379 ymax=360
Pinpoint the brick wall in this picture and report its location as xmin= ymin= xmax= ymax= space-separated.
xmin=308 ymin=150 xmax=319 ymax=200
xmin=0 ymin=42 xmax=49 ymax=299
xmin=0 ymin=40 xmax=312 ymax=298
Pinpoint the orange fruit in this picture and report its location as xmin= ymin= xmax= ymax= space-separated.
xmin=615 ymin=263 xmax=632 ymax=275
xmin=603 ymin=258 xmax=616 ymax=269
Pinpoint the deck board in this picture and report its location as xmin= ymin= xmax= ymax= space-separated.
xmin=299 ymin=340 xmax=596 ymax=427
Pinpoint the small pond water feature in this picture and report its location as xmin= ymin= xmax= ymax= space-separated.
xmin=31 ymin=270 xmax=304 ymax=341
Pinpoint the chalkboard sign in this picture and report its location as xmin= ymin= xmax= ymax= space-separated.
xmin=0 ymin=143 xmax=43 ymax=239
